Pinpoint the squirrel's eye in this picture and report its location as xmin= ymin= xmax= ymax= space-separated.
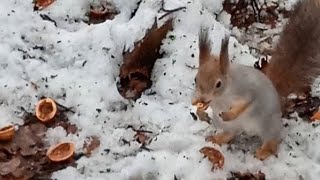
xmin=194 ymin=78 xmax=197 ymax=83
xmin=215 ymin=80 xmax=222 ymax=88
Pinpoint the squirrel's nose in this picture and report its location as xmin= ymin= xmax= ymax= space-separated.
xmin=192 ymin=97 xmax=199 ymax=105
xmin=192 ymin=97 xmax=211 ymax=105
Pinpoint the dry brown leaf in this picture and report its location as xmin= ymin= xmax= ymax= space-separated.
xmin=282 ymin=94 xmax=320 ymax=121
xmin=53 ymin=121 xmax=78 ymax=135
xmin=311 ymin=111 xmax=320 ymax=121
xmin=83 ymin=136 xmax=100 ymax=156
xmin=0 ymin=157 xmax=21 ymax=176
xmin=66 ymin=124 xmax=78 ymax=134
xmin=88 ymin=2 xmax=119 ymax=24
xmin=117 ymin=18 xmax=173 ymax=100
xmin=34 ymin=0 xmax=55 ymax=10
xmin=229 ymin=171 xmax=266 ymax=180
xmin=222 ymin=0 xmax=283 ymax=29
xmin=15 ymin=123 xmax=46 ymax=156
xmin=0 ymin=151 xmax=6 ymax=160
xmin=134 ymin=132 xmax=148 ymax=145
xmin=1 ymin=112 xmax=77 ymax=179
xmin=1 ymin=124 xmax=41 ymax=156
xmin=199 ymin=146 xmax=224 ymax=170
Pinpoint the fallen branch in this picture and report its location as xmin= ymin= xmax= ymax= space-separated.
xmin=159 ymin=0 xmax=186 ymax=20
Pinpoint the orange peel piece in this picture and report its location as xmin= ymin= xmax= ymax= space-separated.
xmin=0 ymin=124 xmax=15 ymax=142
xmin=47 ymin=142 xmax=75 ymax=162
xmin=35 ymin=97 xmax=57 ymax=123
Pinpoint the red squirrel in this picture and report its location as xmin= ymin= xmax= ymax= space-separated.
xmin=192 ymin=0 xmax=320 ymax=160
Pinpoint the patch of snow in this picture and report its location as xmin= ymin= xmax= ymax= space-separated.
xmin=200 ymin=0 xmax=224 ymax=14
xmin=217 ymin=10 xmax=231 ymax=28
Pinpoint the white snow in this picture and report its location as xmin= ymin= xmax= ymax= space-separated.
xmin=1 ymin=0 xmax=320 ymax=180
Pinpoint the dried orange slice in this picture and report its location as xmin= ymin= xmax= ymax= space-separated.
xmin=0 ymin=124 xmax=15 ymax=142
xmin=35 ymin=98 xmax=57 ymax=123
xmin=47 ymin=142 xmax=75 ymax=162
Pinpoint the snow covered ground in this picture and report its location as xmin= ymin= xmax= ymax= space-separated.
xmin=1 ymin=0 xmax=320 ymax=179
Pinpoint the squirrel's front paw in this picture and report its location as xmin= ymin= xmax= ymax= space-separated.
xmin=219 ymin=111 xmax=235 ymax=121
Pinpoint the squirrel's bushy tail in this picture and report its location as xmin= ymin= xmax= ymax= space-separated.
xmin=265 ymin=0 xmax=320 ymax=98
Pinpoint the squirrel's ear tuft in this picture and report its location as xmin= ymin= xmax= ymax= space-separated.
xmin=219 ymin=35 xmax=230 ymax=75
xmin=198 ymin=27 xmax=211 ymax=65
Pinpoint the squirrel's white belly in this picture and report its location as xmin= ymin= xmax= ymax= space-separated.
xmin=209 ymin=107 xmax=259 ymax=135
xmin=209 ymin=96 xmax=243 ymax=134
xmin=208 ymin=95 xmax=260 ymax=136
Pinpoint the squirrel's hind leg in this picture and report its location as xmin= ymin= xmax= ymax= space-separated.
xmin=255 ymin=138 xmax=280 ymax=160
xmin=254 ymin=112 xmax=282 ymax=160
xmin=205 ymin=132 xmax=235 ymax=146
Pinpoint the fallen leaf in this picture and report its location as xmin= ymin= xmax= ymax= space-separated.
xmin=222 ymin=0 xmax=283 ymax=29
xmin=83 ymin=136 xmax=100 ymax=156
xmin=34 ymin=0 xmax=55 ymax=10
xmin=199 ymin=146 xmax=224 ymax=169
xmin=282 ymin=94 xmax=320 ymax=121
xmin=229 ymin=171 xmax=266 ymax=180
xmin=88 ymin=2 xmax=119 ymax=24
xmin=0 ymin=151 xmax=7 ymax=161
xmin=10 ymin=165 xmax=33 ymax=179
xmin=311 ymin=111 xmax=320 ymax=121
xmin=117 ymin=17 xmax=173 ymax=100
xmin=0 ymin=157 xmax=21 ymax=176
xmin=52 ymin=117 xmax=78 ymax=134
xmin=14 ymin=123 xmax=47 ymax=156
xmin=0 ymin=112 xmax=76 ymax=179
xmin=134 ymin=131 xmax=148 ymax=145
xmin=66 ymin=124 xmax=78 ymax=134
